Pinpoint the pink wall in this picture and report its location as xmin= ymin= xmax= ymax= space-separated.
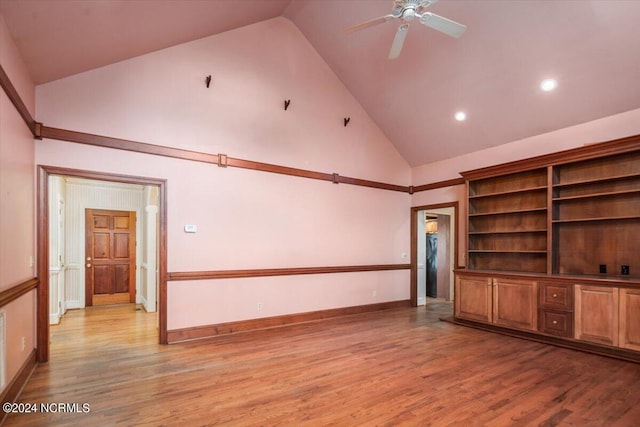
xmin=0 ymin=13 xmax=36 ymax=392
xmin=35 ymin=17 xmax=412 ymax=330
xmin=411 ymin=107 xmax=640 ymax=266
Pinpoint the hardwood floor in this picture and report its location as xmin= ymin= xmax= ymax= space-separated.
xmin=5 ymin=301 xmax=640 ymax=426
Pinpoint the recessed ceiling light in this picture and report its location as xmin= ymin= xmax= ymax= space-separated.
xmin=540 ymin=78 xmax=558 ymax=92
xmin=454 ymin=111 xmax=467 ymax=121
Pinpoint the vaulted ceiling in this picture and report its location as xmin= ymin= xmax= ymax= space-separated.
xmin=2 ymin=0 xmax=639 ymax=166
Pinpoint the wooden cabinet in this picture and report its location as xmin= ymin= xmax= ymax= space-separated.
xmin=574 ymin=285 xmax=640 ymax=351
xmin=455 ymin=274 xmax=492 ymax=323
xmin=456 ymin=135 xmax=640 ymax=361
xmin=574 ymin=285 xmax=619 ymax=347
xmin=493 ymin=278 xmax=537 ymax=331
xmin=619 ymin=288 xmax=640 ymax=351
xmin=455 ymin=274 xmax=537 ymax=332
xmin=538 ymin=282 xmax=573 ymax=337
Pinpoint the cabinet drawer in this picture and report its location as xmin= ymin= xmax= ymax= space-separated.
xmin=539 ymin=282 xmax=573 ymax=311
xmin=539 ymin=310 xmax=573 ymax=337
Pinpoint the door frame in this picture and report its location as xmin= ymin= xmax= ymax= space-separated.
xmin=410 ymin=202 xmax=459 ymax=306
xmin=37 ymin=165 xmax=168 ymax=362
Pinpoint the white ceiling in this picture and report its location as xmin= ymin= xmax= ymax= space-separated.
xmin=2 ymin=0 xmax=639 ymax=166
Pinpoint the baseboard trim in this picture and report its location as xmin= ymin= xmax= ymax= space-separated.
xmin=0 ymin=349 xmax=37 ymax=424
xmin=447 ymin=316 xmax=640 ymax=364
xmin=167 ymin=299 xmax=411 ymax=343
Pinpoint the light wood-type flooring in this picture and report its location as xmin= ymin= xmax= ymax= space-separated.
xmin=4 ymin=301 xmax=640 ymax=426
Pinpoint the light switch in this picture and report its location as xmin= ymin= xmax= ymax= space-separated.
xmin=184 ymin=224 xmax=198 ymax=233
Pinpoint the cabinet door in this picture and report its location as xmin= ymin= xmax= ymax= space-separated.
xmin=493 ymin=278 xmax=538 ymax=331
xmin=455 ymin=275 xmax=492 ymax=323
xmin=575 ymin=285 xmax=619 ymax=346
xmin=620 ymin=288 xmax=640 ymax=351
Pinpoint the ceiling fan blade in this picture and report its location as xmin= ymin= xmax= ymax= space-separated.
xmin=419 ymin=0 xmax=440 ymax=7
xmin=345 ymin=14 xmax=396 ymax=34
xmin=419 ymin=12 xmax=467 ymax=38
xmin=388 ymin=23 xmax=410 ymax=59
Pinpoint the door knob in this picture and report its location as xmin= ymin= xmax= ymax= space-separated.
xmin=86 ymin=257 xmax=92 ymax=261
xmin=86 ymin=263 xmax=92 ymax=268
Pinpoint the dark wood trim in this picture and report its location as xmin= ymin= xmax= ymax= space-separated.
xmin=0 ymin=64 xmax=39 ymax=137
xmin=167 ymin=300 xmax=411 ymax=343
xmin=36 ymin=167 xmax=49 ymax=362
xmin=0 ymin=65 xmax=456 ymax=196
xmin=452 ymin=268 xmax=640 ymax=288
xmin=40 ymin=126 xmax=221 ymax=164
xmin=0 ymin=278 xmax=38 ymax=309
xmin=410 ymin=202 xmax=459 ymax=306
xmin=0 ymin=349 xmax=37 ymax=423
xmin=168 ymin=264 xmax=410 ymax=281
xmin=37 ymin=166 xmax=169 ymax=359
xmin=336 ymin=175 xmax=409 ymax=192
xmin=157 ymin=180 xmax=168 ymax=345
xmin=412 ymin=178 xmax=465 ymax=192
xmin=40 ymin=126 xmax=410 ymax=193
xmin=447 ymin=316 xmax=640 ymax=364
xmin=461 ymin=133 xmax=640 ymax=180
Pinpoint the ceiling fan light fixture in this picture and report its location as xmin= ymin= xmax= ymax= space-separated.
xmin=454 ymin=111 xmax=467 ymax=121
xmin=540 ymin=78 xmax=558 ymax=92
xmin=345 ymin=0 xmax=466 ymax=58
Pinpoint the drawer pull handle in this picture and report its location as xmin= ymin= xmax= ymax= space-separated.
xmin=552 ymin=320 xmax=558 ymax=325
xmin=552 ymin=293 xmax=558 ymax=298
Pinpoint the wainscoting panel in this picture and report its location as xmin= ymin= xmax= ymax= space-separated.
xmin=49 ymin=267 xmax=62 ymax=324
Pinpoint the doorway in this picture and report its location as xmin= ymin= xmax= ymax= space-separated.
xmin=85 ymin=209 xmax=137 ymax=307
xmin=411 ymin=203 xmax=458 ymax=307
xmin=37 ymin=166 xmax=168 ymax=362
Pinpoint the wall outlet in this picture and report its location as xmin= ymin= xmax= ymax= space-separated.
xmin=257 ymin=302 xmax=263 ymax=311
xmin=29 ymin=256 xmax=34 ymax=267
xmin=621 ymin=265 xmax=630 ymax=275
xmin=20 ymin=336 xmax=25 ymax=351
xmin=599 ymin=264 xmax=607 ymax=274
xmin=372 ymin=290 xmax=377 ymax=297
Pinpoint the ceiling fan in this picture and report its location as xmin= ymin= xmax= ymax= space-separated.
xmin=345 ymin=0 xmax=467 ymax=59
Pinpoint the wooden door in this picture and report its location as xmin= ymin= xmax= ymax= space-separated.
xmin=455 ymin=274 xmax=492 ymax=323
xmin=493 ymin=278 xmax=538 ymax=331
xmin=85 ymin=209 xmax=136 ymax=306
xmin=574 ymin=285 xmax=619 ymax=347
xmin=436 ymin=215 xmax=451 ymax=301
xmin=619 ymin=288 xmax=640 ymax=351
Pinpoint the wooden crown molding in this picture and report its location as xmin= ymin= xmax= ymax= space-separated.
xmin=461 ymin=133 xmax=640 ymax=180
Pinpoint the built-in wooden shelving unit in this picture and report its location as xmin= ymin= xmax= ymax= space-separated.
xmin=467 ymin=168 xmax=548 ymax=273
xmin=455 ymin=134 xmax=640 ymax=362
